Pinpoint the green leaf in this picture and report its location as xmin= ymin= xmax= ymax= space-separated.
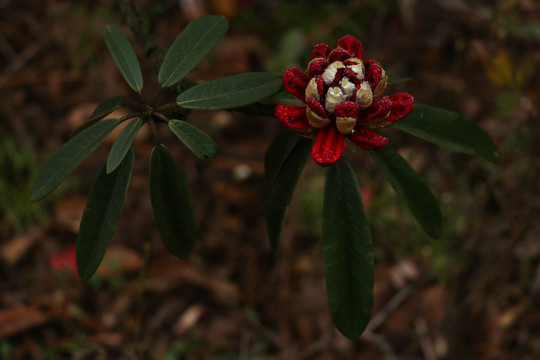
xmin=394 ymin=103 xmax=500 ymax=163
xmin=150 ymin=144 xmax=197 ymax=259
xmin=370 ymin=145 xmax=442 ymax=239
xmin=107 ymin=118 xmax=142 ymax=173
xmin=323 ymin=157 xmax=373 ymax=340
xmin=264 ymin=130 xmax=301 ymax=186
xmin=158 ymin=15 xmax=228 ymax=87
xmin=71 ymin=96 xmax=126 ymax=138
xmin=76 ymin=147 xmax=134 ymax=281
xmin=104 ymin=26 xmax=143 ymax=93
xmin=31 ymin=118 xmax=119 ymax=202
xmin=168 ymin=120 xmax=218 ymax=160
xmin=177 ymin=72 xmax=283 ymax=109
xmin=266 ymin=139 xmax=311 ymax=255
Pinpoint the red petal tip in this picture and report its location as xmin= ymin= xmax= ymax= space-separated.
xmin=275 ymin=105 xmax=312 ymax=130
xmin=283 ymin=67 xmax=309 ymax=102
xmin=337 ymin=35 xmax=363 ymax=59
xmin=312 ymin=126 xmax=345 ymax=166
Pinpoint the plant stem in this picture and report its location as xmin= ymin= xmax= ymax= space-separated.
xmin=148 ymin=119 xmax=161 ymax=145
xmin=116 ymin=0 xmax=164 ymax=71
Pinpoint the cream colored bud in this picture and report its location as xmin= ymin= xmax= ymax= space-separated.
xmin=306 ymin=107 xmax=330 ymax=128
xmin=348 ymin=59 xmax=365 ymax=81
xmin=339 ymin=78 xmax=355 ymax=100
xmin=336 ymin=117 xmax=357 ymax=134
xmin=373 ymin=70 xmax=387 ymax=100
xmin=322 ymin=61 xmax=345 ymax=85
xmin=325 ymin=87 xmax=345 ymax=113
xmin=355 ymin=82 xmax=373 ymax=109
xmin=346 ymin=57 xmax=362 ymax=64
xmin=305 ymin=77 xmax=320 ymax=101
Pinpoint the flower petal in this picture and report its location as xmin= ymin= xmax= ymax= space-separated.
xmin=335 ymin=101 xmax=360 ymax=118
xmin=335 ymin=101 xmax=361 ymax=134
xmin=312 ymin=125 xmax=345 ymax=166
xmin=328 ymin=48 xmax=352 ymax=63
xmin=337 ymin=35 xmax=363 ymax=59
xmin=311 ymin=43 xmax=332 ymax=59
xmin=364 ymin=60 xmax=387 ymax=99
xmin=283 ymin=67 xmax=310 ymax=102
xmin=358 ymin=96 xmax=392 ymax=123
xmin=348 ymin=128 xmax=388 ymax=150
xmin=305 ymin=76 xmax=326 ymax=102
xmin=308 ymin=58 xmax=328 ymax=77
xmin=306 ymin=97 xmax=328 ymax=117
xmin=275 ymin=105 xmax=312 ymax=129
xmin=386 ymin=93 xmax=414 ymax=123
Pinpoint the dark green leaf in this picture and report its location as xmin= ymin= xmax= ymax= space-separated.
xmin=150 ymin=144 xmax=197 ymax=259
xmin=76 ymin=147 xmax=134 ymax=281
xmin=394 ymin=103 xmax=500 ymax=163
xmin=370 ymin=145 xmax=442 ymax=239
xmin=104 ymin=26 xmax=143 ymax=93
xmin=177 ymin=72 xmax=283 ymax=109
xmin=168 ymin=120 xmax=218 ymax=160
xmin=31 ymin=118 xmax=119 ymax=202
xmin=107 ymin=118 xmax=142 ymax=173
xmin=266 ymin=139 xmax=311 ymax=255
xmin=323 ymin=157 xmax=373 ymax=340
xmin=71 ymin=96 xmax=125 ymax=138
xmin=264 ymin=130 xmax=301 ymax=186
xmin=158 ymin=15 xmax=228 ymax=87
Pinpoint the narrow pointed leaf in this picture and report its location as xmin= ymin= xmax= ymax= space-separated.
xmin=76 ymin=147 xmax=134 ymax=281
xmin=264 ymin=130 xmax=301 ymax=186
xmin=150 ymin=144 xmax=197 ymax=259
xmin=107 ymin=118 xmax=142 ymax=173
xmin=31 ymin=118 xmax=119 ymax=202
xmin=394 ymin=103 xmax=500 ymax=163
xmin=266 ymin=139 xmax=311 ymax=255
xmin=370 ymin=145 xmax=442 ymax=238
xmin=323 ymin=157 xmax=373 ymax=340
xmin=71 ymin=96 xmax=126 ymax=138
xmin=168 ymin=119 xmax=218 ymax=160
xmin=104 ymin=26 xmax=143 ymax=93
xmin=158 ymin=15 xmax=228 ymax=87
xmin=177 ymin=73 xmax=283 ymax=109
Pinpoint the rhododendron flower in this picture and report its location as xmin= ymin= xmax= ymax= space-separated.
xmin=275 ymin=35 xmax=414 ymax=166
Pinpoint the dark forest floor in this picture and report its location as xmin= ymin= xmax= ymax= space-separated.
xmin=1 ymin=0 xmax=540 ymax=359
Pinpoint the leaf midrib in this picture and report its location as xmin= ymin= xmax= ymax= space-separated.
xmin=162 ymin=20 xmax=222 ymax=87
xmin=178 ymin=80 xmax=281 ymax=105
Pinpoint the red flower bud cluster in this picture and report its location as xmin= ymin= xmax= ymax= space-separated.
xmin=275 ymin=35 xmax=414 ymax=166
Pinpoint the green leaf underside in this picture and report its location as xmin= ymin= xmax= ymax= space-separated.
xmin=266 ymin=139 xmax=311 ymax=256
xmin=76 ymin=147 xmax=134 ymax=281
xmin=323 ymin=158 xmax=374 ymax=341
xmin=104 ymin=26 xmax=143 ymax=93
xmin=395 ymin=103 xmax=500 ymax=163
xmin=177 ymin=72 xmax=283 ymax=109
xmin=158 ymin=15 xmax=228 ymax=87
xmin=370 ymin=145 xmax=442 ymax=239
xmin=264 ymin=130 xmax=302 ymax=186
xmin=107 ymin=118 xmax=142 ymax=173
xmin=168 ymin=120 xmax=218 ymax=160
xmin=149 ymin=144 xmax=197 ymax=259
xmin=71 ymin=96 xmax=125 ymax=138
xmin=31 ymin=118 xmax=119 ymax=202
